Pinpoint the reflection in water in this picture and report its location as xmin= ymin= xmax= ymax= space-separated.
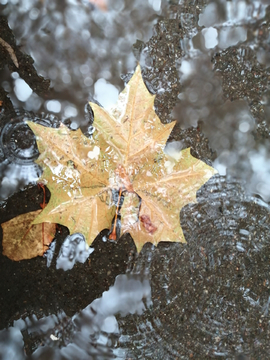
xmin=171 ymin=0 xmax=270 ymax=201
xmin=1 ymin=0 xmax=270 ymax=359
xmin=0 ymin=274 xmax=151 ymax=359
xmin=3 ymin=0 xmax=164 ymax=117
xmin=55 ymin=233 xmax=94 ymax=271
xmin=0 ymin=327 xmax=24 ymax=360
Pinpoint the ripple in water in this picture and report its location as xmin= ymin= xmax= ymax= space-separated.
xmin=117 ymin=177 xmax=270 ymax=359
xmin=0 ymin=110 xmax=60 ymax=200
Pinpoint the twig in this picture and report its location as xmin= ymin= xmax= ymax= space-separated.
xmin=0 ymin=36 xmax=19 ymax=68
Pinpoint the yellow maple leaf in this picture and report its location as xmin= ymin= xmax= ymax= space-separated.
xmin=27 ymin=65 xmax=217 ymax=252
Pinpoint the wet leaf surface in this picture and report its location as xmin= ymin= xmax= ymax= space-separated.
xmin=27 ymin=65 xmax=216 ymax=252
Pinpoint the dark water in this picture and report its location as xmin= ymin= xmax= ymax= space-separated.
xmin=0 ymin=0 xmax=270 ymax=359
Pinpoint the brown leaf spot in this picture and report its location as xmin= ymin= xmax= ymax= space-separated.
xmin=140 ymin=215 xmax=157 ymax=235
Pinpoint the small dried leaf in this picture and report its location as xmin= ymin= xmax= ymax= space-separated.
xmin=2 ymin=210 xmax=56 ymax=261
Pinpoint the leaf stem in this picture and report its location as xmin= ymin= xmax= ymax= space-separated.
xmin=109 ymin=187 xmax=123 ymax=240
xmin=38 ymin=183 xmax=46 ymax=253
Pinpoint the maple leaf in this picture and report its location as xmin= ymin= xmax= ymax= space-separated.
xmin=2 ymin=210 xmax=56 ymax=261
xmin=27 ymin=65 xmax=217 ymax=252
